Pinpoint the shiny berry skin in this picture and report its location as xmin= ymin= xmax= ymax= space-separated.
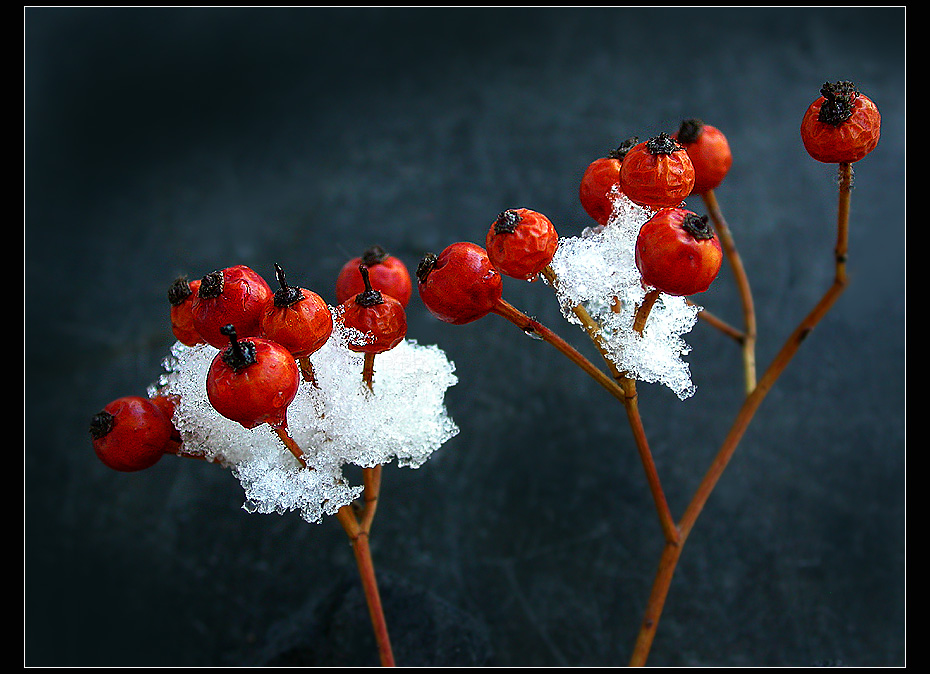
xmin=674 ymin=119 xmax=732 ymax=195
xmin=620 ymin=133 xmax=695 ymax=209
xmin=335 ymin=245 xmax=412 ymax=307
xmin=149 ymin=393 xmax=183 ymax=453
xmin=635 ymin=208 xmax=723 ymax=296
xmin=578 ymin=137 xmax=638 ymax=225
xmin=191 ymin=265 xmax=273 ymax=349
xmin=485 ymin=208 xmax=559 ymax=281
xmin=416 ymin=242 xmax=503 ymax=325
xmin=168 ymin=276 xmax=205 ymax=346
xmin=89 ymin=396 xmax=173 ymax=472
xmin=338 ymin=265 xmax=407 ymax=354
xmin=801 ymin=81 xmax=880 ymax=164
xmin=260 ymin=263 xmax=333 ymax=359
xmin=206 ymin=324 xmax=300 ymax=430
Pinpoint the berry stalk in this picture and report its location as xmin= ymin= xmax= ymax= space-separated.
xmin=490 ymin=297 xmax=628 ymax=405
xmin=335 ymin=504 xmax=395 ymax=667
xmin=701 ymin=189 xmax=757 ymax=393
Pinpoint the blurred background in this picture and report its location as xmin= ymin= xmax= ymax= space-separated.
xmin=24 ymin=7 xmax=905 ymax=667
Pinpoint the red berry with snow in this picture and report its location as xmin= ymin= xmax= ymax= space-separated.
xmin=206 ymin=324 xmax=300 ymax=430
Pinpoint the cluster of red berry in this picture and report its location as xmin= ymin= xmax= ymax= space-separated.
xmin=91 ymin=248 xmax=413 ymax=473
xmin=415 ymin=128 xmax=727 ymax=329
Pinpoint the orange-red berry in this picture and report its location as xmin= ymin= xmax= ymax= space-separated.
xmin=90 ymin=396 xmax=174 ymax=472
xmin=191 ymin=265 xmax=273 ymax=349
xmin=168 ymin=276 xmax=205 ymax=346
xmin=336 ymin=246 xmax=412 ymax=307
xmin=260 ymin=263 xmax=333 ymax=359
xmin=206 ymin=325 xmax=300 ymax=430
xmin=801 ymin=81 xmax=880 ymax=164
xmin=674 ymin=119 xmax=732 ymax=195
xmin=338 ymin=265 xmax=407 ymax=354
xmin=620 ymin=133 xmax=695 ymax=209
xmin=417 ymin=242 xmax=503 ymax=325
xmin=578 ymin=138 xmax=638 ymax=225
xmin=635 ymin=208 xmax=723 ymax=296
xmin=485 ymin=208 xmax=559 ymax=281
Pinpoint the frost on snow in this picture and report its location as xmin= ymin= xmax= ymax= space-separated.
xmin=148 ymin=324 xmax=459 ymax=524
xmin=547 ymin=192 xmax=701 ymax=400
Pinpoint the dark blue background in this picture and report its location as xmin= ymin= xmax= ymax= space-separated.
xmin=25 ymin=8 xmax=905 ymax=666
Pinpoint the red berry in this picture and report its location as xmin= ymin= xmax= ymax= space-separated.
xmin=620 ymin=133 xmax=695 ymax=209
xmin=168 ymin=276 xmax=205 ymax=346
xmin=206 ymin=324 xmax=301 ymax=430
xmin=485 ymin=208 xmax=559 ymax=281
xmin=338 ymin=265 xmax=407 ymax=354
xmin=674 ymin=119 xmax=732 ymax=195
xmin=149 ymin=393 xmax=182 ymax=453
xmin=191 ymin=265 xmax=273 ymax=349
xmin=417 ymin=242 xmax=503 ymax=325
xmin=578 ymin=138 xmax=639 ymax=225
xmin=89 ymin=396 xmax=173 ymax=472
xmin=260 ymin=263 xmax=333 ymax=359
xmin=801 ymin=81 xmax=880 ymax=164
xmin=635 ymin=208 xmax=723 ymax=296
xmin=335 ymin=245 xmax=412 ymax=307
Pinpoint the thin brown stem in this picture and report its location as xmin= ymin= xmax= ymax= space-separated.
xmin=299 ymin=356 xmax=318 ymax=386
xmin=702 ymin=189 xmax=757 ymax=394
xmin=629 ymin=162 xmax=854 ymax=666
xmin=491 ymin=297 xmax=628 ymax=405
xmin=274 ymin=426 xmax=308 ymax=468
xmin=494 ymin=290 xmax=677 ymax=542
xmin=632 ymin=288 xmax=661 ymax=335
xmin=361 ymin=463 xmax=383 ymax=533
xmin=619 ymin=377 xmax=680 ymax=545
xmin=689 ymin=300 xmax=745 ymax=343
xmin=336 ymin=505 xmax=395 ymax=667
xmin=363 ymin=352 xmax=376 ymax=391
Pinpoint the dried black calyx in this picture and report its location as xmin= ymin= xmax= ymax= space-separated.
xmin=646 ymin=132 xmax=683 ymax=155
xmin=198 ymin=270 xmax=225 ymax=299
xmin=272 ymin=263 xmax=304 ymax=308
xmin=493 ymin=209 xmax=522 ymax=235
xmin=416 ymin=253 xmax=438 ymax=283
xmin=354 ymin=265 xmax=384 ymax=307
xmin=682 ymin=213 xmax=715 ymax=240
xmin=89 ymin=410 xmax=115 ymax=439
xmin=818 ymin=80 xmax=859 ymax=127
xmin=676 ymin=119 xmax=705 ymax=144
xmin=608 ymin=136 xmax=640 ymax=160
xmin=168 ymin=276 xmax=192 ymax=306
xmin=361 ymin=245 xmax=389 ymax=267
xmin=220 ymin=324 xmax=257 ymax=371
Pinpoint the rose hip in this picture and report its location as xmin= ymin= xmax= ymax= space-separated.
xmin=801 ymin=80 xmax=881 ymax=164
xmin=168 ymin=276 xmax=205 ymax=347
xmin=89 ymin=396 xmax=174 ymax=472
xmin=674 ymin=119 xmax=732 ymax=195
xmin=191 ymin=265 xmax=273 ymax=349
xmin=635 ymin=208 xmax=723 ymax=296
xmin=338 ymin=265 xmax=407 ymax=354
xmin=336 ymin=245 xmax=413 ymax=307
xmin=260 ymin=263 xmax=333 ymax=359
xmin=416 ymin=242 xmax=503 ymax=325
xmin=206 ymin=324 xmax=300 ymax=430
xmin=579 ymin=137 xmax=639 ymax=225
xmin=620 ymin=133 xmax=696 ymax=209
xmin=485 ymin=208 xmax=559 ymax=281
